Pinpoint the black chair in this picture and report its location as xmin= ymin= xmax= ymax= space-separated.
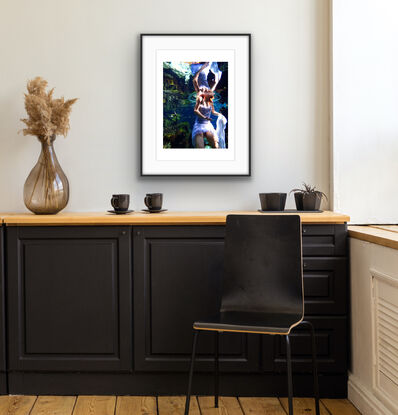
xmin=184 ymin=215 xmax=320 ymax=415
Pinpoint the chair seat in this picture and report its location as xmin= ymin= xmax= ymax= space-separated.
xmin=193 ymin=311 xmax=303 ymax=335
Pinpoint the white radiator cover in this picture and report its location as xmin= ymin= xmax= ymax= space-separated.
xmin=349 ymin=238 xmax=398 ymax=415
xmin=372 ymin=269 xmax=398 ymax=413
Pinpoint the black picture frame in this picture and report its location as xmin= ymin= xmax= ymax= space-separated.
xmin=140 ymin=33 xmax=251 ymax=177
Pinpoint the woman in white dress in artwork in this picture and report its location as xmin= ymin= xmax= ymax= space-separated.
xmin=192 ymin=91 xmax=222 ymax=148
xmin=190 ymin=62 xmax=227 ymax=148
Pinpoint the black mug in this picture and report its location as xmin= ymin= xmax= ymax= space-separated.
xmin=144 ymin=193 xmax=163 ymax=211
xmin=259 ymin=193 xmax=287 ymax=211
xmin=111 ymin=194 xmax=130 ymax=212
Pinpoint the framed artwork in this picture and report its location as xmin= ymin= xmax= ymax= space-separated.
xmin=141 ymin=34 xmax=251 ymax=176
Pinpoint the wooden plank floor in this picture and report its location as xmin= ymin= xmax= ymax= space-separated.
xmin=0 ymin=396 xmax=361 ymax=415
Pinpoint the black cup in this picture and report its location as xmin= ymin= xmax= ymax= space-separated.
xmin=111 ymin=194 xmax=130 ymax=212
xmin=145 ymin=193 xmax=163 ymax=211
xmin=259 ymin=193 xmax=287 ymax=211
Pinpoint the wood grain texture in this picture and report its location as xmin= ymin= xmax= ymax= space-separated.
xmin=349 ymin=225 xmax=398 ymax=251
xmin=371 ymin=225 xmax=398 ymax=234
xmin=0 ymin=396 xmax=361 ymax=415
xmin=115 ymin=396 xmax=157 ymax=415
xmin=198 ymin=396 xmax=244 ymax=415
xmin=238 ymin=397 xmax=286 ymax=415
xmin=158 ymin=396 xmax=200 ymax=415
xmin=321 ymin=399 xmax=361 ymax=415
xmin=279 ymin=398 xmax=329 ymax=414
xmin=30 ymin=396 xmax=76 ymax=415
xmin=0 ymin=395 xmax=37 ymax=415
xmin=73 ymin=396 xmax=116 ymax=415
xmin=1 ymin=210 xmax=350 ymax=226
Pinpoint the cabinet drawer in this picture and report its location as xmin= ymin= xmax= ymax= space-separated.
xmin=263 ymin=317 xmax=347 ymax=374
xmin=303 ymin=258 xmax=347 ymax=315
xmin=302 ymin=224 xmax=347 ymax=256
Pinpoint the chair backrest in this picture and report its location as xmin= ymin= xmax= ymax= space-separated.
xmin=221 ymin=215 xmax=304 ymax=317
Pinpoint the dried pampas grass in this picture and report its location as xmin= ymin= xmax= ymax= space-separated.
xmin=21 ymin=77 xmax=77 ymax=143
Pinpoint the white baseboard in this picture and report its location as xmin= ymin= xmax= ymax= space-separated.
xmin=348 ymin=374 xmax=396 ymax=415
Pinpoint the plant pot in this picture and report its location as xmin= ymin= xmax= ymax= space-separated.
xmin=294 ymin=193 xmax=304 ymax=211
xmin=302 ymin=193 xmax=322 ymax=211
xmin=259 ymin=193 xmax=287 ymax=211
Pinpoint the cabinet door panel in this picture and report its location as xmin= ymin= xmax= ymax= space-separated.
xmin=7 ymin=226 xmax=132 ymax=372
xmin=262 ymin=317 xmax=347 ymax=374
xmin=134 ymin=226 xmax=260 ymax=372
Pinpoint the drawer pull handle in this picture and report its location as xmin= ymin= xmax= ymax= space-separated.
xmin=303 ymin=262 xmax=307 ymax=268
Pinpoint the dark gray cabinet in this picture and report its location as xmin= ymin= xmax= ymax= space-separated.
xmin=4 ymin=222 xmax=348 ymax=397
xmin=0 ymin=227 xmax=6 ymax=393
xmin=7 ymin=226 xmax=132 ymax=372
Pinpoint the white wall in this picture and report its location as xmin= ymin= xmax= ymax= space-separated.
xmin=0 ymin=0 xmax=331 ymax=212
xmin=332 ymin=0 xmax=398 ymax=224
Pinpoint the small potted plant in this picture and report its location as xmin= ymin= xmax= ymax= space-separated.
xmin=290 ymin=183 xmax=327 ymax=211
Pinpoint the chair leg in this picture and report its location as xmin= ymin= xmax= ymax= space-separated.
xmin=286 ymin=335 xmax=294 ymax=415
xmin=184 ymin=330 xmax=199 ymax=415
xmin=301 ymin=321 xmax=320 ymax=415
xmin=214 ymin=331 xmax=219 ymax=408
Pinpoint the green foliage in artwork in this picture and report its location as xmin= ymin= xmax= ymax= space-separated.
xmin=163 ymin=63 xmax=194 ymax=148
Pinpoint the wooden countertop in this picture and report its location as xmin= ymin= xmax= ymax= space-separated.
xmin=0 ymin=211 xmax=350 ymax=226
xmin=349 ymin=225 xmax=398 ymax=251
